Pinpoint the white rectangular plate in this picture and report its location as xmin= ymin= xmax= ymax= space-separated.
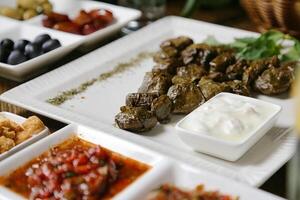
xmin=0 ymin=124 xmax=285 ymax=200
xmin=0 ymin=16 xmax=297 ymax=187
xmin=26 ymin=0 xmax=142 ymax=48
xmin=0 ymin=112 xmax=49 ymax=161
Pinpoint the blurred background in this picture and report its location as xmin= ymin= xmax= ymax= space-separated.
xmin=101 ymin=0 xmax=300 ymax=38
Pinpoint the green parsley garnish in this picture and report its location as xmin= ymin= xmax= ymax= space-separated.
xmin=204 ymin=30 xmax=300 ymax=62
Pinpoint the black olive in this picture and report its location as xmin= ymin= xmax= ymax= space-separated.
xmin=7 ymin=50 xmax=27 ymax=65
xmin=42 ymin=39 xmax=61 ymax=53
xmin=0 ymin=39 xmax=14 ymax=50
xmin=0 ymin=46 xmax=12 ymax=63
xmin=33 ymin=34 xmax=51 ymax=47
xmin=14 ymin=39 xmax=30 ymax=52
xmin=24 ymin=43 xmax=42 ymax=59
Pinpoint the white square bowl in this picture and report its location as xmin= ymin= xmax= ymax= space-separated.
xmin=175 ymin=93 xmax=282 ymax=161
xmin=0 ymin=124 xmax=169 ymax=200
xmin=0 ymin=19 xmax=82 ymax=81
xmin=123 ymin=162 xmax=284 ymax=200
xmin=0 ymin=112 xmax=49 ymax=161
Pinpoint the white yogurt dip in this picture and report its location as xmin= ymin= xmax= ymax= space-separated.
xmin=179 ymin=94 xmax=277 ymax=142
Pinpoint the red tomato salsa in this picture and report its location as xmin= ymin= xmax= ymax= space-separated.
xmin=0 ymin=136 xmax=150 ymax=199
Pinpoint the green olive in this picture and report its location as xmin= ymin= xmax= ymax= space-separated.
xmin=17 ymin=8 xmax=25 ymax=18
xmin=17 ymin=7 xmax=25 ymax=14
xmin=42 ymin=2 xmax=53 ymax=14
xmin=17 ymin=0 xmax=38 ymax=9
xmin=36 ymin=0 xmax=49 ymax=4
xmin=23 ymin=9 xmax=38 ymax=20
xmin=0 ymin=7 xmax=22 ymax=20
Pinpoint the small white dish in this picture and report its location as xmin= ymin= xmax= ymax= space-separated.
xmin=176 ymin=93 xmax=282 ymax=161
xmin=0 ymin=112 xmax=49 ymax=161
xmin=27 ymin=0 xmax=142 ymax=49
xmin=0 ymin=17 xmax=82 ymax=81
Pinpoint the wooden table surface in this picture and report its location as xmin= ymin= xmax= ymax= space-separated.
xmin=0 ymin=0 xmax=290 ymax=198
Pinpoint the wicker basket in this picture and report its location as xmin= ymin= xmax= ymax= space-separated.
xmin=241 ymin=0 xmax=300 ymax=37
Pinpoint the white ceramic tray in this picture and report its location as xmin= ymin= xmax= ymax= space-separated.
xmin=0 ymin=112 xmax=49 ymax=161
xmin=0 ymin=16 xmax=297 ymax=187
xmin=0 ymin=124 xmax=285 ymax=200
